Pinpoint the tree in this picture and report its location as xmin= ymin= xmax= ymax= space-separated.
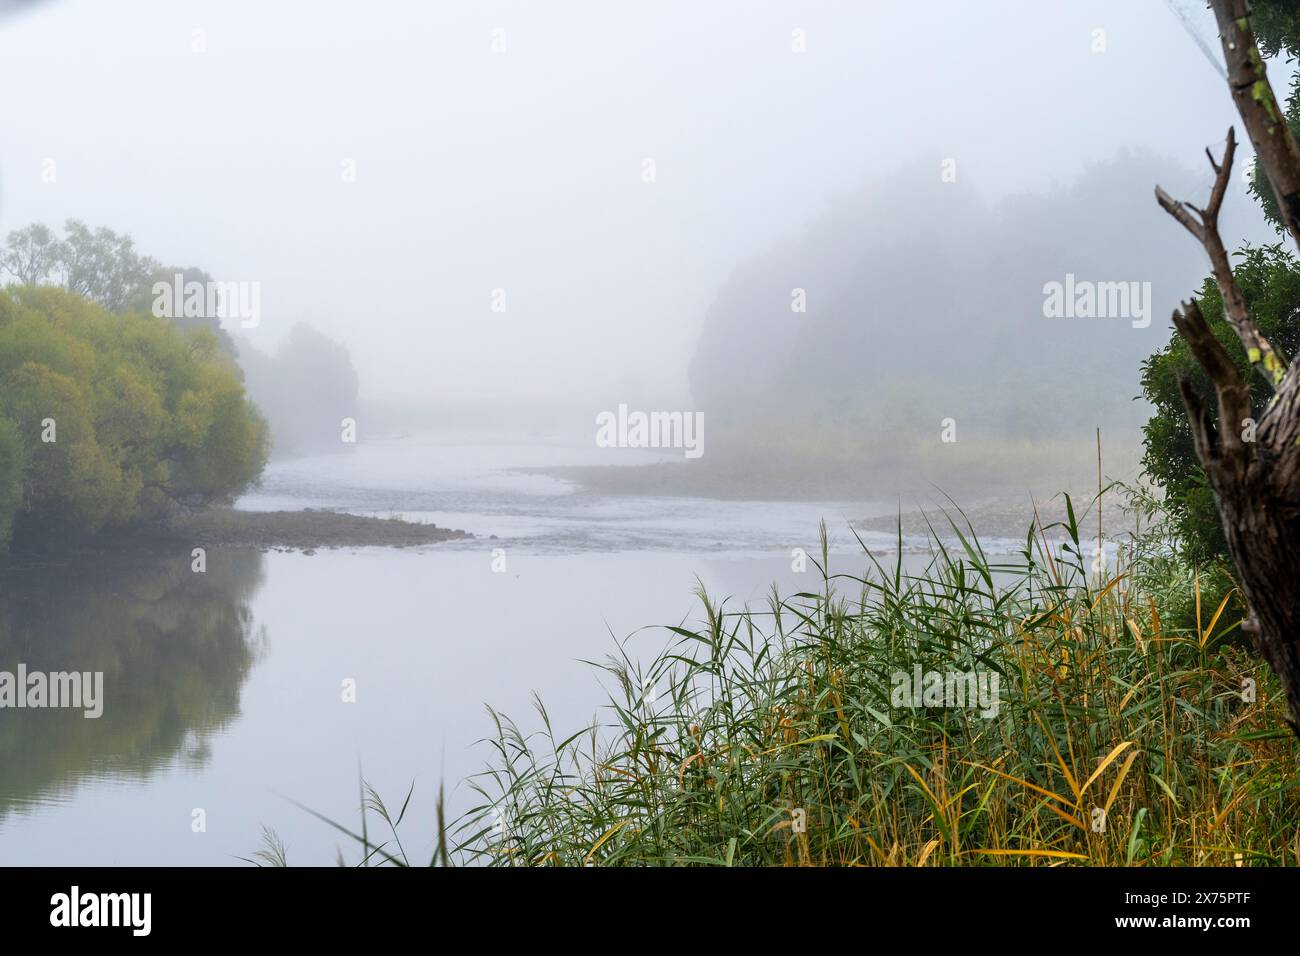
xmin=123 ymin=263 xmax=240 ymax=360
xmin=1154 ymin=0 xmax=1300 ymax=736
xmin=0 ymin=286 xmax=268 ymax=547
xmin=1140 ymin=245 xmax=1300 ymax=564
xmin=0 ymin=223 xmax=62 ymax=286
xmin=1141 ymin=0 xmax=1300 ymax=566
xmin=0 ymin=219 xmax=159 ymax=313
xmin=56 ymin=219 xmax=158 ymax=313
xmin=1247 ymin=1 xmax=1300 ymax=225
xmin=236 ymin=323 xmax=359 ymax=455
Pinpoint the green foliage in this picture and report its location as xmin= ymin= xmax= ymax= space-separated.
xmin=1252 ymin=0 xmax=1300 ymax=60
xmin=0 ymin=285 xmax=268 ymax=546
xmin=1246 ymin=1 xmax=1300 ymax=229
xmin=1121 ymin=482 xmax=1245 ymax=643
xmin=1140 ymin=244 xmax=1300 ymax=564
xmin=1 ymin=222 xmax=243 ymax=362
xmin=1248 ymin=73 xmax=1300 ymax=230
xmin=1142 ymin=2 xmax=1300 ymax=564
xmin=122 ymin=264 xmax=241 ymax=360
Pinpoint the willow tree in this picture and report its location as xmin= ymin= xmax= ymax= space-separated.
xmin=1155 ymin=0 xmax=1300 ymax=735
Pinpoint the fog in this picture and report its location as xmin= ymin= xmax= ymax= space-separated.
xmin=0 ymin=0 xmax=1284 ymax=486
xmin=4 ymin=0 xmax=1298 ymax=871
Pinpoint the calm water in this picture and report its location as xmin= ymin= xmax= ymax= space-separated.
xmin=0 ymin=435 xmax=976 ymax=866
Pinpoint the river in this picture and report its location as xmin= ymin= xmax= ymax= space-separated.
xmin=0 ymin=433 xmax=971 ymax=865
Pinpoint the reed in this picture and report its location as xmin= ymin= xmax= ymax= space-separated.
xmin=449 ymin=492 xmax=1299 ymax=866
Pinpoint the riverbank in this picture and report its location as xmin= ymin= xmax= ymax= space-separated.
xmin=535 ymin=432 xmax=1143 ymax=507
xmin=853 ymin=493 xmax=1141 ymax=541
xmin=172 ymin=509 xmax=472 ymax=550
xmin=2 ymin=508 xmax=471 ymax=561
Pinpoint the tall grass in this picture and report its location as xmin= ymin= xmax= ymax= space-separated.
xmin=452 ymin=494 xmax=1299 ymax=866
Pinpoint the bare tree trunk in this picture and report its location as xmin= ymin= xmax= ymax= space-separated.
xmin=1156 ymin=0 xmax=1300 ymax=737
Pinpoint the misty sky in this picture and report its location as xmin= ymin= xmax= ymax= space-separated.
xmin=0 ymin=0 xmax=1268 ymax=409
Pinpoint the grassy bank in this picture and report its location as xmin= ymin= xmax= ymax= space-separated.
xmin=539 ymin=431 xmax=1144 ymax=503
xmin=445 ymin=493 xmax=1296 ymax=866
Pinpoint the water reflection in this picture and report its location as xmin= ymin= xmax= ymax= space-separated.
xmin=0 ymin=550 xmax=266 ymax=820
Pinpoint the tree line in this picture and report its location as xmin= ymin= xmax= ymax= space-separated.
xmin=0 ymin=223 xmax=268 ymax=550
